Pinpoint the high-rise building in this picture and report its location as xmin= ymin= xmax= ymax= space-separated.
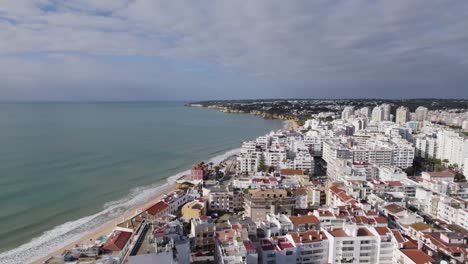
xmin=395 ymin=106 xmax=410 ymax=125
xmin=359 ymin=107 xmax=371 ymax=119
xmin=436 ymin=130 xmax=467 ymax=166
xmin=415 ymin=106 xmax=429 ymax=121
xmin=464 ymin=157 xmax=468 ymax=177
xmin=371 ymin=106 xmax=383 ymax=122
xmin=341 ymin=106 xmax=355 ymax=121
xmin=381 ymin=104 xmax=391 ymax=121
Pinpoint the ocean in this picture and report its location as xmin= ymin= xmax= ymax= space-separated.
xmin=0 ymin=102 xmax=282 ymax=263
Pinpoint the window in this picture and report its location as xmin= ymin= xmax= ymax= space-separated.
xmin=286 ymin=251 xmax=293 ymax=255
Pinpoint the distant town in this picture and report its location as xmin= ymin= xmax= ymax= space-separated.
xmin=43 ymin=99 xmax=468 ymax=264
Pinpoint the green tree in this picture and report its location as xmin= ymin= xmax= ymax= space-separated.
xmin=258 ymin=153 xmax=267 ymax=172
xmin=454 ymin=173 xmax=466 ymax=182
xmin=405 ymin=167 xmax=415 ymax=176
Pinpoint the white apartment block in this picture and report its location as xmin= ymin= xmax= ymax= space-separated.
xmin=352 ymin=140 xmax=414 ymax=168
xmin=352 ymin=146 xmax=393 ymax=166
xmin=436 ymin=196 xmax=468 ymax=229
xmin=341 ymin=106 xmax=355 ymax=121
xmin=241 ymin=141 xmax=258 ymax=154
xmin=464 ymin=157 xmax=468 ymax=177
xmin=415 ymin=136 xmax=438 ymax=159
xmin=292 ymin=152 xmax=314 ymax=172
xmin=323 ymin=141 xmax=352 ymax=164
xmin=265 ymin=146 xmax=287 ymax=168
xmin=303 ymin=136 xmax=324 ymax=156
xmin=396 ymin=106 xmax=410 ymax=125
xmin=237 ymin=153 xmax=259 ymax=174
xmin=323 ymin=224 xmax=397 ymax=264
xmin=259 ymin=232 xmax=329 ymax=264
xmin=391 ymin=144 xmax=415 ymax=168
xmin=436 ymin=130 xmax=467 ymax=165
xmin=415 ymin=106 xmax=429 ymax=121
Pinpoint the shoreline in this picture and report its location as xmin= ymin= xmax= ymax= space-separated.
xmin=32 ymin=183 xmax=177 ymax=264
xmin=27 ymin=148 xmax=246 ymax=264
xmin=0 ymin=116 xmax=283 ymax=264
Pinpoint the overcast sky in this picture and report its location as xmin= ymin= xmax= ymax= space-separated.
xmin=1 ymin=0 xmax=467 ymax=101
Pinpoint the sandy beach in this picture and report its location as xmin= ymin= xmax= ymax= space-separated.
xmin=286 ymin=119 xmax=300 ymax=131
xmin=33 ymin=183 xmax=178 ymax=264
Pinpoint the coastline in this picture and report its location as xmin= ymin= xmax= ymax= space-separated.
xmin=0 ymin=108 xmax=284 ymax=264
xmin=32 ymin=183 xmax=178 ymax=264
xmin=188 ymin=103 xmax=300 ymax=131
xmin=25 ymin=148 xmax=244 ymax=264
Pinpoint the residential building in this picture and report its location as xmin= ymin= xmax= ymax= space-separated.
xmin=396 ymin=106 xmax=410 ymax=125
xmin=243 ymin=189 xmax=296 ymax=222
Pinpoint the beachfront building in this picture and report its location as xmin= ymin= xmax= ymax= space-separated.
xmin=237 ymin=153 xmax=260 ymax=174
xmin=143 ymin=201 xmax=170 ymax=222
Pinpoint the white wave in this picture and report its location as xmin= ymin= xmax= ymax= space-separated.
xmin=0 ymin=148 xmax=240 ymax=264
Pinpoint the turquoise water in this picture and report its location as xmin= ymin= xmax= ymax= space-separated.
xmin=0 ymin=102 xmax=282 ymax=263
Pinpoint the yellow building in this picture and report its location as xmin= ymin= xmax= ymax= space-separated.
xmin=182 ymin=198 xmax=206 ymax=221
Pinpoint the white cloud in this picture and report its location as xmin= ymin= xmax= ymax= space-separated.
xmin=0 ymin=0 xmax=467 ymax=99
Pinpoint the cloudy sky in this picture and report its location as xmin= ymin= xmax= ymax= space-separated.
xmin=1 ymin=0 xmax=467 ymax=101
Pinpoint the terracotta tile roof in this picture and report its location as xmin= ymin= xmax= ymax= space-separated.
xmin=328 ymin=186 xmax=343 ymax=195
xmin=357 ymin=227 xmax=374 ymax=237
xmin=425 ymin=171 xmax=455 ymax=177
xmin=374 ymin=227 xmax=391 ymax=236
xmin=402 ymin=240 xmax=418 ymax=249
xmin=409 ymin=222 xmax=432 ymax=231
xmin=400 ymin=249 xmax=433 ymax=264
xmin=392 ymin=230 xmax=405 ymax=243
xmin=422 ymin=232 xmax=468 ymax=254
xmin=291 ymin=188 xmax=308 ymax=195
xmin=289 ymin=215 xmax=320 ymax=225
xmin=146 ymin=201 xmax=169 ymax=216
xmin=317 ymin=211 xmax=334 ymax=217
xmin=327 ymin=228 xmax=349 ymax=237
xmin=383 ymin=204 xmax=406 ymax=214
xmin=290 ymin=231 xmax=327 ymax=243
xmin=385 ymin=181 xmax=403 ymax=186
xmin=280 ymin=169 xmax=304 ymax=176
xmin=102 ymin=230 xmax=132 ymax=251
xmin=277 ymin=239 xmax=295 ymax=250
xmin=364 ymin=210 xmax=379 ymax=216
xmin=374 ymin=216 xmax=389 ymax=224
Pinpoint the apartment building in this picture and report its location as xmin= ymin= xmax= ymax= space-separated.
xmin=243 ymin=189 xmax=296 ymax=222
